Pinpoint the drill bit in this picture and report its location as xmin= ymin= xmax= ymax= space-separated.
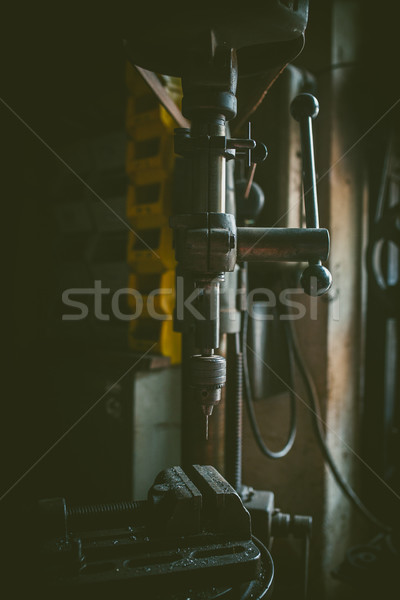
xmin=202 ymin=404 xmax=213 ymax=441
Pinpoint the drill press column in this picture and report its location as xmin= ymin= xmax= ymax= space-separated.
xmin=171 ymin=46 xmax=239 ymax=436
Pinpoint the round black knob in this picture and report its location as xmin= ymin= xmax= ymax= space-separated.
xmin=290 ymin=93 xmax=319 ymax=121
xmin=235 ymin=179 xmax=265 ymax=225
xmin=301 ymin=264 xmax=332 ymax=297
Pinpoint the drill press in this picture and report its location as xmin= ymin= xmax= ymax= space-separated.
xmin=11 ymin=3 xmax=336 ymax=598
xmin=169 ymin=48 xmax=331 ymax=442
xmin=123 ymin=1 xmax=331 ymax=451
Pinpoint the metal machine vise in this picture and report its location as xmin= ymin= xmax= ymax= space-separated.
xmin=32 ymin=466 xmax=274 ymax=598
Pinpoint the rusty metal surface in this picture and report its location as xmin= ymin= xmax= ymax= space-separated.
xmin=134 ymin=66 xmax=190 ymax=129
xmin=237 ymin=227 xmax=330 ymax=262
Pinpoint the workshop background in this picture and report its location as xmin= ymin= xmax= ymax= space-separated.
xmin=1 ymin=1 xmax=399 ymax=598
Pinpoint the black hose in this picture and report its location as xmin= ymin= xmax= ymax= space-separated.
xmin=242 ymin=256 xmax=390 ymax=530
xmin=284 ymin=317 xmax=392 ymax=533
xmin=241 ymin=270 xmax=297 ymax=459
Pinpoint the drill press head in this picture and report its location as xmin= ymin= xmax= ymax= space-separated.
xmin=124 ymin=2 xmax=308 ymax=79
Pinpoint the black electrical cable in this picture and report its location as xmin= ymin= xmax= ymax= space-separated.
xmin=241 ymin=265 xmax=296 ymax=459
xmin=242 ymin=260 xmax=391 ymax=531
xmin=283 ymin=315 xmax=392 ymax=533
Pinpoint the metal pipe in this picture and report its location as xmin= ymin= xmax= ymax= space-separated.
xmin=195 ymin=279 xmax=221 ymax=350
xmin=190 ymin=117 xmax=226 ymax=214
xmin=290 ymin=94 xmax=320 ymax=229
xmin=299 ymin=116 xmax=319 ymax=228
xmin=237 ymin=227 xmax=329 ymax=263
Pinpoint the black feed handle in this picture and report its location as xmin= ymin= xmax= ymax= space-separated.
xmin=290 ymin=94 xmax=332 ymax=296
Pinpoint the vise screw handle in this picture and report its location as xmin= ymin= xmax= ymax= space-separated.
xmin=291 ymin=94 xmax=332 ymax=296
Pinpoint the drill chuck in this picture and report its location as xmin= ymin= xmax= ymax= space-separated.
xmin=190 ymin=354 xmax=226 ymax=416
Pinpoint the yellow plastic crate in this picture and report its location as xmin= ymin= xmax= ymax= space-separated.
xmin=127 ymin=270 xmax=175 ymax=317
xmin=126 ymin=129 xmax=174 ymax=178
xmin=128 ymin=317 xmax=181 ymax=365
xmin=127 ymin=219 xmax=175 ymax=274
xmin=126 ymin=95 xmax=176 ymax=134
xmin=126 ymin=63 xmax=182 ymax=104
xmin=126 ymin=174 xmax=172 ymax=222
